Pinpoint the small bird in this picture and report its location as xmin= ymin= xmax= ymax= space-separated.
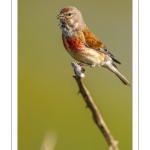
xmin=57 ymin=6 xmax=130 ymax=85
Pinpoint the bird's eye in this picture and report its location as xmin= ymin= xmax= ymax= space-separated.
xmin=67 ymin=13 xmax=72 ymax=16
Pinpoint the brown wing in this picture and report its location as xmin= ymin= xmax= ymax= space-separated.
xmin=82 ymin=27 xmax=121 ymax=64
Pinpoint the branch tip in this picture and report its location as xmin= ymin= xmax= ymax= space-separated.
xmin=71 ymin=62 xmax=85 ymax=78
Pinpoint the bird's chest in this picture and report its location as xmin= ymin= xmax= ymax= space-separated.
xmin=62 ymin=33 xmax=85 ymax=55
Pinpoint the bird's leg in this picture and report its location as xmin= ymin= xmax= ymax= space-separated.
xmin=71 ymin=62 xmax=85 ymax=78
xmin=77 ymin=63 xmax=89 ymax=73
xmin=81 ymin=67 xmax=85 ymax=73
xmin=77 ymin=62 xmax=89 ymax=67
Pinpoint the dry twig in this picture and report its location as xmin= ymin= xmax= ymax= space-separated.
xmin=72 ymin=62 xmax=119 ymax=150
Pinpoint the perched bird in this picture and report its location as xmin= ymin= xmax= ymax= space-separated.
xmin=57 ymin=6 xmax=130 ymax=85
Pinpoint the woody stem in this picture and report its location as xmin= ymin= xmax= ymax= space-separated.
xmin=72 ymin=64 xmax=119 ymax=150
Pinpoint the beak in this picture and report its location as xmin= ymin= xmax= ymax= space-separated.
xmin=57 ymin=13 xmax=64 ymax=19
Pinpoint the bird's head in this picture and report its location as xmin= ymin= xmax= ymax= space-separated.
xmin=57 ymin=6 xmax=86 ymax=31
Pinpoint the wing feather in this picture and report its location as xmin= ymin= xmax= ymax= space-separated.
xmin=82 ymin=27 xmax=121 ymax=64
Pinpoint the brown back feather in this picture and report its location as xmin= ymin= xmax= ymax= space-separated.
xmin=82 ymin=27 xmax=105 ymax=49
xmin=82 ymin=27 xmax=121 ymax=64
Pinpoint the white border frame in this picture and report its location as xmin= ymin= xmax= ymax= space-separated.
xmin=0 ymin=0 xmax=144 ymax=149
xmin=12 ymin=0 xmax=18 ymax=149
xmin=133 ymin=0 xmax=139 ymax=150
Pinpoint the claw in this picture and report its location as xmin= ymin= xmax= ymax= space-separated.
xmin=71 ymin=62 xmax=85 ymax=78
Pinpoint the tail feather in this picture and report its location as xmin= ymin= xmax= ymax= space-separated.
xmin=112 ymin=57 xmax=121 ymax=65
xmin=108 ymin=64 xmax=130 ymax=86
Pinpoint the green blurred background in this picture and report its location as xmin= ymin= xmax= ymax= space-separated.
xmin=18 ymin=0 xmax=132 ymax=150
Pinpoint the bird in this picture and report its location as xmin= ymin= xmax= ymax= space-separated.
xmin=57 ymin=6 xmax=130 ymax=86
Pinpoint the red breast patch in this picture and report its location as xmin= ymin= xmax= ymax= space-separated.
xmin=64 ymin=38 xmax=85 ymax=53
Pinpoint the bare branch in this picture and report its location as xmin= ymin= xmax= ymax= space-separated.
xmin=72 ymin=62 xmax=119 ymax=150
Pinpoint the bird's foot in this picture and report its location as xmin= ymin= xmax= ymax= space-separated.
xmin=71 ymin=62 xmax=85 ymax=78
xmin=77 ymin=63 xmax=88 ymax=67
